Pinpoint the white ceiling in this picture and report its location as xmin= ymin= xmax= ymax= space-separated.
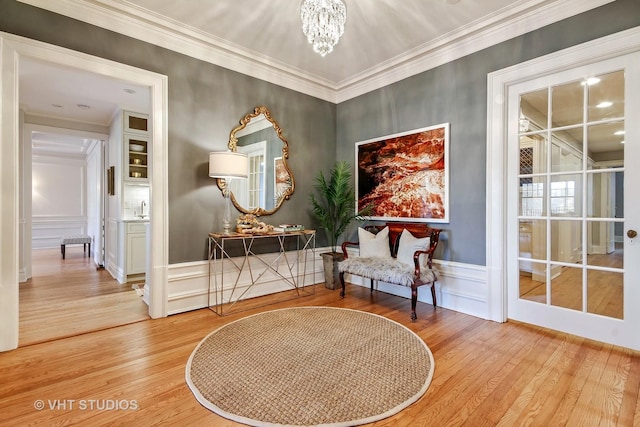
xmin=20 ymin=57 xmax=150 ymax=126
xmin=17 ymin=0 xmax=613 ymax=152
xmin=19 ymin=0 xmax=611 ymax=103
xmin=122 ymin=0 xmax=520 ymax=84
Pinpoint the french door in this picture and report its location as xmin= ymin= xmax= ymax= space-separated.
xmin=507 ymin=52 xmax=640 ymax=350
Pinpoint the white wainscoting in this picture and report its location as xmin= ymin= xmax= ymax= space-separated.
xmin=32 ymin=217 xmax=88 ymax=249
xmin=165 ymin=246 xmax=488 ymax=319
xmin=32 ymin=154 xmax=87 ymax=249
xmin=342 ymin=259 xmax=488 ymax=320
xmin=166 ymin=248 xmax=325 ymax=315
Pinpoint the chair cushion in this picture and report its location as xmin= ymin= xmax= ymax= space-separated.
xmin=338 ymin=257 xmax=437 ymax=287
xmin=358 ymin=226 xmax=391 ymax=258
xmin=61 ymin=235 xmax=91 ymax=245
xmin=397 ymin=229 xmax=430 ymax=267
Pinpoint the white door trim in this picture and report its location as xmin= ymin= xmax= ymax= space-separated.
xmin=486 ymin=26 xmax=640 ymax=323
xmin=0 ymin=32 xmax=169 ymax=351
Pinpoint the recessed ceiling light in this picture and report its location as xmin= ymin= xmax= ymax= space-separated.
xmin=621 ymin=140 xmax=625 ymax=144
xmin=596 ymin=101 xmax=612 ymax=108
xmin=581 ymin=77 xmax=601 ymax=86
xmin=123 ymin=88 xmax=136 ymax=94
xmin=77 ymin=104 xmax=91 ymax=110
xmin=614 ymin=130 xmax=625 ymax=136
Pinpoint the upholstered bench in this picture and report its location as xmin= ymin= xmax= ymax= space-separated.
xmin=338 ymin=222 xmax=441 ymax=321
xmin=60 ymin=235 xmax=91 ymax=259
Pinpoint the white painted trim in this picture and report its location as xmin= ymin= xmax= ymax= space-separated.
xmin=1 ymin=35 xmax=21 ymax=351
xmin=486 ymin=26 xmax=640 ymax=324
xmin=17 ymin=0 xmax=612 ymax=103
xmin=167 ymin=242 xmax=488 ymax=320
xmin=344 ymin=259 xmax=488 ymax=320
xmin=0 ymin=32 xmax=169 ymax=352
xmin=336 ymin=0 xmax=615 ymax=102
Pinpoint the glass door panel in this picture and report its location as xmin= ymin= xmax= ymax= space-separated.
xmin=587 ymin=269 xmax=623 ymax=319
xmin=551 ymin=131 xmax=582 ymax=173
xmin=550 ymin=175 xmax=581 ymax=217
xmin=516 ymin=67 xmax=625 ymax=321
xmin=551 ymin=80 xmax=583 ymax=127
xmin=587 ymin=122 xmax=625 ymax=162
xmin=550 ymin=265 xmax=582 ymax=311
xmin=587 ymin=70 xmax=624 ymax=122
xmin=520 ymin=89 xmax=548 ymax=131
xmin=519 ymin=260 xmax=546 ymax=303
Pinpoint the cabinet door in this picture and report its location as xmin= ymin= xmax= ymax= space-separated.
xmin=127 ymin=232 xmax=147 ymax=275
xmin=124 ymin=111 xmax=149 ymax=134
xmin=124 ymin=135 xmax=150 ymax=182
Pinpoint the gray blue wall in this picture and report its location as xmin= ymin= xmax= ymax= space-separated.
xmin=0 ymin=0 xmax=335 ymax=264
xmin=337 ymin=0 xmax=640 ymax=265
xmin=2 ymin=0 xmax=639 ymax=266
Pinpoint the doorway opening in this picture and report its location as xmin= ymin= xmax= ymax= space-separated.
xmin=0 ymin=32 xmax=169 ymax=352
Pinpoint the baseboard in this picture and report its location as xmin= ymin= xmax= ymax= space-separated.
xmin=165 ymin=247 xmax=488 ymax=320
xmin=106 ymin=263 xmax=126 ymax=284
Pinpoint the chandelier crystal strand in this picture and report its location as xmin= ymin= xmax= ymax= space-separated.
xmin=300 ymin=0 xmax=347 ymax=56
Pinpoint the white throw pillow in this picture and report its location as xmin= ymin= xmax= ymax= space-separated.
xmin=397 ymin=229 xmax=431 ymax=267
xmin=358 ymin=226 xmax=391 ymax=258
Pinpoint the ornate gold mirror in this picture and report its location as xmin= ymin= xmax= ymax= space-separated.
xmin=218 ymin=106 xmax=295 ymax=216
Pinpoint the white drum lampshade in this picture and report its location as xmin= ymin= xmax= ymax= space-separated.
xmin=208 ymin=151 xmax=248 ymax=179
xmin=208 ymin=151 xmax=248 ymax=234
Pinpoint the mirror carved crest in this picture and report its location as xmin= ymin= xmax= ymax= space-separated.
xmin=217 ymin=106 xmax=295 ymax=216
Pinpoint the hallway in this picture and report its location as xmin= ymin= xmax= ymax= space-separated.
xmin=19 ymin=248 xmax=149 ymax=346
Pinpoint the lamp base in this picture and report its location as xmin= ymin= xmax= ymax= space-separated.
xmin=222 ymin=180 xmax=233 ymax=234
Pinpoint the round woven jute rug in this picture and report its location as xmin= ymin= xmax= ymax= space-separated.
xmin=186 ymin=306 xmax=434 ymax=426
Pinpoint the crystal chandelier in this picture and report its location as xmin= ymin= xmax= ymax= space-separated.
xmin=300 ymin=0 xmax=347 ymax=57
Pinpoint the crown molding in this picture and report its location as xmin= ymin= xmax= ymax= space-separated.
xmin=19 ymin=0 xmax=614 ymax=104
xmin=334 ymin=0 xmax=614 ymax=102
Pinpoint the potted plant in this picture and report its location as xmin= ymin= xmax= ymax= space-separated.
xmin=310 ymin=161 xmax=370 ymax=289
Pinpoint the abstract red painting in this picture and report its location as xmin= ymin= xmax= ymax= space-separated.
xmin=356 ymin=123 xmax=449 ymax=223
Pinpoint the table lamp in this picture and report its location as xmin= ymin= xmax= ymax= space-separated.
xmin=209 ymin=151 xmax=248 ymax=234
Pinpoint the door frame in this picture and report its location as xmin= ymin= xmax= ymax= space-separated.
xmin=486 ymin=27 xmax=640 ymax=335
xmin=0 ymin=32 xmax=169 ymax=351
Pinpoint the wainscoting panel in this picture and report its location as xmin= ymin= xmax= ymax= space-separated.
xmin=343 ymin=260 xmax=488 ymax=320
xmin=166 ymin=246 xmax=488 ymax=320
xmin=166 ymin=248 xmax=325 ymax=316
xmin=32 ymin=217 xmax=88 ymax=249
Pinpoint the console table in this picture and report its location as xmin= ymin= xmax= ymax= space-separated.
xmin=207 ymin=230 xmax=316 ymax=315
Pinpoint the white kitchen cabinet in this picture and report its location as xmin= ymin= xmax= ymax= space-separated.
xmin=124 ymin=111 xmax=149 ymax=134
xmin=126 ymin=222 xmax=147 ymax=276
xmin=123 ymin=110 xmax=150 ymax=183
xmin=124 ymin=134 xmax=150 ymax=182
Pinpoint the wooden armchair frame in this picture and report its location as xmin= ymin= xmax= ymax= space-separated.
xmin=339 ymin=222 xmax=441 ymax=321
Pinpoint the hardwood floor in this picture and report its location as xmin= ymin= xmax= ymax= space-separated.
xmin=19 ymin=248 xmax=150 ymax=346
xmin=3 ymin=281 xmax=639 ymax=426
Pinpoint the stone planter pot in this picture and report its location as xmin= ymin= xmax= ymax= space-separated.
xmin=321 ymin=252 xmax=345 ymax=290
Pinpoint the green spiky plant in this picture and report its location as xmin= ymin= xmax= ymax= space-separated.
xmin=310 ymin=161 xmax=371 ymax=253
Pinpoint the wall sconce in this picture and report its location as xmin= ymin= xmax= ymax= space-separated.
xmin=208 ymin=151 xmax=248 ymax=234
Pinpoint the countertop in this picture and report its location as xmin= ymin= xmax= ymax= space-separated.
xmin=122 ymin=218 xmax=150 ymax=223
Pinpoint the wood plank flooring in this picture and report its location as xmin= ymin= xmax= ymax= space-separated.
xmin=3 ymin=274 xmax=640 ymax=425
xmin=19 ymin=248 xmax=150 ymax=346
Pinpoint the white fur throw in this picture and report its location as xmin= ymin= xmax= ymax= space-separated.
xmin=338 ymin=257 xmax=437 ymax=287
